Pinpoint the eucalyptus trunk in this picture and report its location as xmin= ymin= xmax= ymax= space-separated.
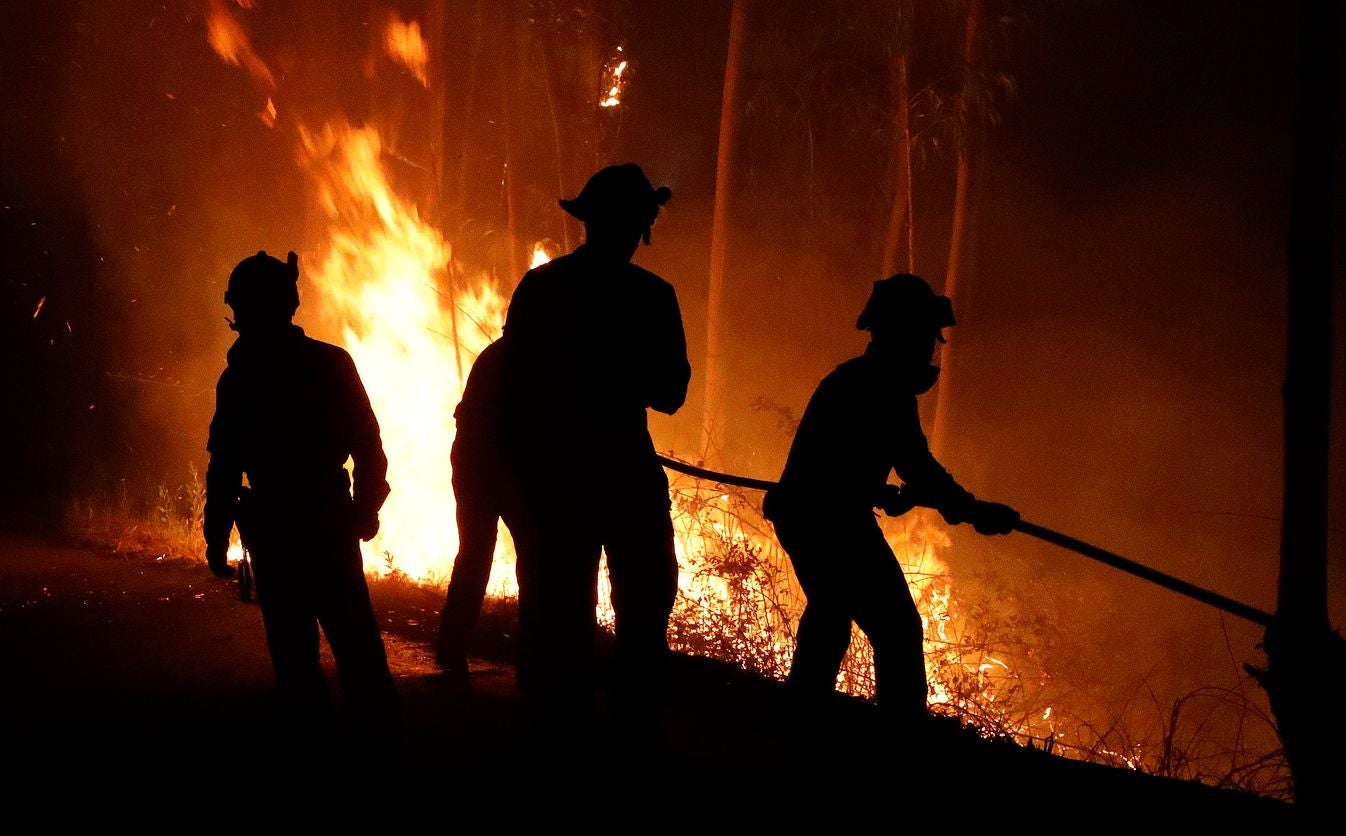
xmin=702 ymin=0 xmax=749 ymax=459
xmin=881 ymin=49 xmax=915 ymax=276
xmin=929 ymin=0 xmax=981 ymax=455
xmin=499 ymin=0 xmax=523 ymax=283
xmin=1258 ymin=0 xmax=1344 ymax=809
xmin=424 ymin=0 xmax=466 ymax=384
xmin=881 ymin=1 xmax=916 ymax=276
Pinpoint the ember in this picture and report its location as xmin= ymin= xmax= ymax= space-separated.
xmin=384 ymin=14 xmax=430 ymax=88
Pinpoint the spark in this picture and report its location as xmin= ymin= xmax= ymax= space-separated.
xmin=258 ymin=97 xmax=277 ymax=128
xmin=206 ymin=0 xmax=276 ymax=92
xmin=599 ymin=53 xmax=630 ymax=108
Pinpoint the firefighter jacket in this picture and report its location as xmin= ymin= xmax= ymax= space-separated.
xmin=499 ymin=245 xmax=690 ymax=475
xmin=767 ymin=346 xmax=976 ymax=523
xmin=203 ymin=325 xmax=389 ymax=549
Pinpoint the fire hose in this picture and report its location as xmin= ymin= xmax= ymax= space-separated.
xmin=656 ymin=454 xmax=1275 ymax=628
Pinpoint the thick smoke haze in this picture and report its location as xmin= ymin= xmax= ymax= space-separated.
xmin=2 ymin=0 xmax=1341 ymax=766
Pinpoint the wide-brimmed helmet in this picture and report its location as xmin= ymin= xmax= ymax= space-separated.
xmin=856 ymin=273 xmax=955 ymax=340
xmin=560 ymin=164 xmax=672 ymax=233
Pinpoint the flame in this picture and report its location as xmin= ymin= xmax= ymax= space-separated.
xmin=205 ymin=0 xmax=276 ymax=92
xmin=384 ymin=14 xmax=430 ymax=87
xmin=529 ymin=240 xmax=557 ymax=269
xmin=258 ymin=97 xmax=277 ymax=128
xmin=598 ymin=52 xmax=629 ymax=108
xmin=294 ymin=137 xmax=1038 ymax=731
xmin=297 ymin=119 xmax=512 ymax=590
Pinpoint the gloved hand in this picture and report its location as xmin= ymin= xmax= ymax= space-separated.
xmin=969 ymin=501 xmax=1020 ymax=536
xmin=206 ymin=541 xmax=235 ymax=578
xmin=877 ymin=484 xmax=917 ymax=517
xmin=352 ymin=507 xmax=380 ymax=542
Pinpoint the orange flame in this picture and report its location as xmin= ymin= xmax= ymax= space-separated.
xmin=258 ymin=97 xmax=277 ymax=129
xmin=205 ymin=0 xmax=277 ymax=92
xmin=598 ymin=49 xmax=629 ymax=108
xmin=384 ymin=14 xmax=430 ymax=87
xmin=529 ymin=240 xmax=557 ymax=269
xmin=297 ymin=120 xmax=512 ymax=589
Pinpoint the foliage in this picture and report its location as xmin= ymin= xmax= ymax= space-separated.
xmin=66 ymin=464 xmax=210 ymax=563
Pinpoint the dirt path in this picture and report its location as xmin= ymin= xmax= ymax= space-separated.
xmin=0 ymin=534 xmax=528 ymax=768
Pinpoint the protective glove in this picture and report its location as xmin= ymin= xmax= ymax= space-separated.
xmin=352 ymin=507 xmax=381 ymax=542
xmin=877 ymin=484 xmax=918 ymax=517
xmin=969 ymin=501 xmax=1020 ymax=536
xmin=206 ymin=541 xmax=235 ymax=578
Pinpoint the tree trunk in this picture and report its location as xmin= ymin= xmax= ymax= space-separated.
xmin=539 ymin=34 xmax=572 ymax=252
xmin=499 ymin=0 xmax=523 ymax=284
xmin=426 ymin=0 xmax=446 ymax=215
xmin=423 ymin=0 xmax=466 ymax=385
xmin=456 ymin=0 xmax=486 ymax=223
xmin=1260 ymin=0 xmax=1343 ymax=809
xmin=881 ymin=1 xmax=915 ymax=277
xmin=701 ymin=0 xmax=749 ymax=460
xmin=881 ymin=50 xmax=914 ymax=277
xmin=928 ymin=0 xmax=981 ymax=456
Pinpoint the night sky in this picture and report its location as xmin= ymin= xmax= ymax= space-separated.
xmin=1 ymin=0 xmax=1342 ymax=744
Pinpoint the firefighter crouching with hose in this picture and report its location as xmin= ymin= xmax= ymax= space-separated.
xmin=764 ymin=273 xmax=1020 ymax=725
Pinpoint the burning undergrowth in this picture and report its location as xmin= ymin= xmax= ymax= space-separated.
xmin=66 ymin=459 xmax=1289 ymax=799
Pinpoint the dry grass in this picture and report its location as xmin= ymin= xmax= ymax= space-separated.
xmin=66 ymin=464 xmax=210 ymax=563
xmin=71 ymin=464 xmax=1290 ymax=798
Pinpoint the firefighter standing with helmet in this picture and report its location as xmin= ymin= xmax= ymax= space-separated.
xmin=764 ymin=273 xmax=1019 ymax=724
xmin=500 ymin=164 xmax=690 ymax=739
xmin=203 ymin=250 xmax=399 ymax=742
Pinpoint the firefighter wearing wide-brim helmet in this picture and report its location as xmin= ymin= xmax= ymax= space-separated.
xmin=560 ymin=163 xmax=673 ymax=245
xmin=764 ymin=269 xmax=1017 ymax=723
xmin=224 ymin=250 xmax=300 ymax=332
xmin=855 ymin=272 xmax=955 ymax=340
xmin=855 ymin=273 xmax=955 ymax=394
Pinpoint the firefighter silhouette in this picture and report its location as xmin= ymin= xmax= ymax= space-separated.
xmin=500 ymin=164 xmax=689 ymax=739
xmin=203 ymin=250 xmax=399 ymax=739
xmin=435 ymin=338 xmax=518 ymax=678
xmin=764 ymin=274 xmax=1019 ymax=722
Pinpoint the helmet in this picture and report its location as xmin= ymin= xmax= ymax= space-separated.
xmin=560 ymin=164 xmax=672 ymax=233
xmin=856 ymin=273 xmax=955 ymax=340
xmin=225 ymin=250 xmax=300 ymax=328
